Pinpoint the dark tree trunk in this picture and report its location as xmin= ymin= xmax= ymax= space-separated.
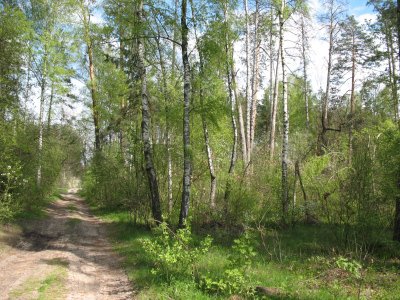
xmin=81 ymin=1 xmax=101 ymax=152
xmin=224 ymin=4 xmax=238 ymax=204
xmin=179 ymin=0 xmax=192 ymax=228
xmin=348 ymin=31 xmax=356 ymax=165
xmin=190 ymin=0 xmax=217 ymax=208
xmin=394 ymin=196 xmax=400 ymax=242
xmin=137 ymin=0 xmax=162 ymax=224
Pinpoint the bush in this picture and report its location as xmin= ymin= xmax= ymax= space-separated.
xmin=199 ymin=231 xmax=257 ymax=297
xmin=140 ymin=222 xmax=212 ymax=283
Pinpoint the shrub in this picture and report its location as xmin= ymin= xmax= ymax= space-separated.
xmin=140 ymin=222 xmax=212 ymax=283
xmin=200 ymin=231 xmax=257 ymax=297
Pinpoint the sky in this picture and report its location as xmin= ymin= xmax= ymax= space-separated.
xmin=304 ymin=0 xmax=377 ymax=94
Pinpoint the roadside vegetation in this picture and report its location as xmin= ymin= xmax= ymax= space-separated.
xmin=88 ymin=207 xmax=400 ymax=299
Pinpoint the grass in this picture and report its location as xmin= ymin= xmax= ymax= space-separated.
xmin=9 ymin=258 xmax=69 ymax=300
xmin=15 ymin=188 xmax=69 ymax=221
xmin=86 ymin=205 xmax=400 ymax=299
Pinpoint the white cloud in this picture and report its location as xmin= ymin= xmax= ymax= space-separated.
xmin=355 ymin=13 xmax=377 ymax=24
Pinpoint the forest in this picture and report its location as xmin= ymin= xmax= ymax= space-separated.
xmin=0 ymin=0 xmax=400 ymax=299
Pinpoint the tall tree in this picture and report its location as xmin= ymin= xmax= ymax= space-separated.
xmin=224 ymin=0 xmax=238 ymax=203
xmin=333 ymin=16 xmax=371 ymax=164
xmin=190 ymin=0 xmax=217 ymax=208
xmin=244 ymin=0 xmax=251 ymax=165
xmin=79 ymin=0 xmax=101 ymax=152
xmin=249 ymin=0 xmax=261 ymax=160
xmin=318 ymin=0 xmax=345 ymax=155
xmin=278 ymin=0 xmax=290 ymax=224
xmin=179 ymin=0 xmax=192 ymax=227
xmin=137 ymin=0 xmax=162 ymax=223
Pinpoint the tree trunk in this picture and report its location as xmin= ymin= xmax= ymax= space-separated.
xmin=179 ymin=0 xmax=192 ymax=228
xmin=37 ymin=59 xmax=47 ymax=187
xmin=348 ymin=31 xmax=356 ymax=165
xmin=394 ymin=195 xmax=400 ymax=241
xmin=250 ymin=0 xmax=260 ymax=159
xmin=397 ymin=0 xmax=400 ymax=73
xmin=237 ymin=96 xmax=247 ymax=164
xmin=389 ymin=33 xmax=399 ymax=122
xmin=190 ymin=0 xmax=217 ymax=208
xmin=138 ymin=0 xmax=162 ymax=224
xmin=301 ymin=15 xmax=310 ymax=130
xmin=319 ymin=11 xmax=334 ymax=155
xmin=269 ymin=5 xmax=274 ymax=133
xmin=118 ymin=25 xmax=126 ymax=157
xmin=224 ymin=5 xmax=238 ymax=203
xmin=244 ymin=0 xmax=251 ymax=164
xmin=279 ymin=0 xmax=289 ymax=225
xmin=47 ymin=82 xmax=54 ymax=132
xmin=152 ymin=30 xmax=172 ymax=211
xmin=393 ymin=0 xmax=400 ymax=242
xmin=269 ymin=38 xmax=280 ymax=160
xmin=81 ymin=1 xmax=101 ymax=152
xmin=385 ymin=27 xmax=399 ymax=123
xmin=295 ymin=160 xmax=312 ymax=223
xmin=156 ymin=37 xmax=174 ymax=215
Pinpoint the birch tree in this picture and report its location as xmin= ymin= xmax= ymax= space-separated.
xmin=179 ymin=0 xmax=192 ymax=227
xmin=278 ymin=0 xmax=290 ymax=224
xmin=137 ymin=0 xmax=162 ymax=223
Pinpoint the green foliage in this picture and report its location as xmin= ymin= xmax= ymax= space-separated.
xmin=335 ymin=256 xmax=362 ymax=279
xmin=0 ymin=162 xmax=24 ymax=221
xmin=140 ymin=222 xmax=212 ymax=283
xmin=200 ymin=231 xmax=256 ymax=297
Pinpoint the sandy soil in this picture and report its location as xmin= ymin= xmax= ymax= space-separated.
xmin=0 ymin=190 xmax=134 ymax=300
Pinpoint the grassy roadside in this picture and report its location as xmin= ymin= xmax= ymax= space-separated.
xmin=14 ymin=187 xmax=69 ymax=221
xmin=88 ymin=206 xmax=400 ymax=300
xmin=9 ymin=258 xmax=69 ymax=300
xmin=0 ymin=188 xmax=68 ymax=255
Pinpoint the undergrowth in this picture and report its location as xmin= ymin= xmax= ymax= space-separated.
xmin=90 ymin=208 xmax=400 ymax=300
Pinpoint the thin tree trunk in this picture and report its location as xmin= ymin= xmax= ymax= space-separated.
xmin=389 ymin=33 xmax=399 ymax=122
xmin=179 ymin=0 xmax=192 ymax=228
xmin=295 ymin=160 xmax=312 ymax=223
xmin=138 ymin=0 xmax=162 ymax=223
xmin=224 ymin=5 xmax=238 ymax=202
xmin=395 ymin=1 xmax=400 ymax=243
xmin=244 ymin=0 xmax=251 ymax=164
xmin=269 ymin=5 xmax=274 ymax=133
xmin=237 ymin=97 xmax=247 ymax=164
xmin=156 ymin=36 xmax=174 ymax=215
xmin=348 ymin=31 xmax=356 ymax=165
xmin=119 ymin=25 xmax=125 ymax=157
xmin=397 ymin=0 xmax=400 ymax=73
xmin=190 ymin=0 xmax=217 ymax=208
xmin=37 ymin=62 xmax=47 ymax=187
xmin=250 ymin=0 xmax=260 ymax=158
xmin=394 ymin=195 xmax=400 ymax=241
xmin=269 ymin=39 xmax=281 ymax=160
xmin=47 ymin=82 xmax=54 ymax=132
xmin=320 ymin=11 xmax=334 ymax=155
xmin=279 ymin=0 xmax=289 ymax=225
xmin=385 ymin=27 xmax=399 ymax=123
xmin=81 ymin=1 xmax=101 ymax=152
xmin=23 ymin=47 xmax=32 ymax=126
xmin=301 ymin=15 xmax=310 ymax=130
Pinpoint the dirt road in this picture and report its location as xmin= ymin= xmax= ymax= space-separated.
xmin=0 ymin=190 xmax=134 ymax=300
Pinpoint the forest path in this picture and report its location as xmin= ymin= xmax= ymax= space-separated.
xmin=0 ymin=190 xmax=134 ymax=300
